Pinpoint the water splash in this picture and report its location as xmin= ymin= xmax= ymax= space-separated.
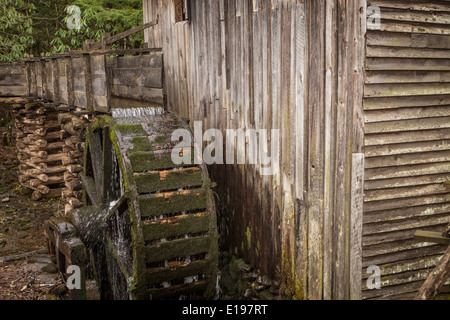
xmin=215 ymin=271 xmax=222 ymax=300
xmin=112 ymin=107 xmax=165 ymax=119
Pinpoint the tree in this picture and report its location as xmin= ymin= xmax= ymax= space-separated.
xmin=51 ymin=0 xmax=144 ymax=53
xmin=30 ymin=0 xmax=72 ymax=55
xmin=0 ymin=0 xmax=35 ymax=61
xmin=0 ymin=0 xmax=144 ymax=61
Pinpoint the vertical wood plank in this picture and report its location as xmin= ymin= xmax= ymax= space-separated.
xmin=83 ymin=54 xmax=93 ymax=112
xmin=307 ymin=0 xmax=325 ymax=301
xmin=350 ymin=153 xmax=364 ymax=300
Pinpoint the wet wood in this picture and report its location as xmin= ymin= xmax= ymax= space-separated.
xmin=142 ymin=0 xmax=366 ymax=300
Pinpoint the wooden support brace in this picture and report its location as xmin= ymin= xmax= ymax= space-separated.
xmin=414 ymin=230 xmax=450 ymax=246
xmin=416 ymin=245 xmax=450 ymax=300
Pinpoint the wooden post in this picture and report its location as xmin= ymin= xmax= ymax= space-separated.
xmin=26 ymin=62 xmax=32 ymax=97
xmin=101 ymin=32 xmax=111 ymax=50
xmin=30 ymin=60 xmax=38 ymax=99
xmin=350 ymin=153 xmax=365 ymax=300
xmin=350 ymin=0 xmax=367 ymax=301
xmin=52 ymin=58 xmax=60 ymax=104
xmin=40 ymin=58 xmax=48 ymax=103
xmin=83 ymin=54 xmax=93 ymax=112
xmin=67 ymin=56 xmax=75 ymax=108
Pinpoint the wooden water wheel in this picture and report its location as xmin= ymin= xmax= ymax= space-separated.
xmin=72 ymin=113 xmax=218 ymax=300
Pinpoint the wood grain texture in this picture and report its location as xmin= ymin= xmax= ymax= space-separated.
xmin=363 ymin=0 xmax=450 ymax=300
xmin=143 ymin=0 xmax=366 ymax=300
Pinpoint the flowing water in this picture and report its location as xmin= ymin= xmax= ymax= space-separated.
xmin=111 ymin=107 xmax=165 ymax=119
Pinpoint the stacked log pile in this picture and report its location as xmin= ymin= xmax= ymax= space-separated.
xmin=14 ymin=102 xmax=65 ymax=201
xmin=12 ymin=102 xmax=89 ymax=215
xmin=58 ymin=112 xmax=89 ymax=215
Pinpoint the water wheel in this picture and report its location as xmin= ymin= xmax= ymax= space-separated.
xmin=72 ymin=112 xmax=218 ymax=300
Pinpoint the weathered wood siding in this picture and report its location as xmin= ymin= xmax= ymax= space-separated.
xmin=363 ymin=0 xmax=450 ymax=300
xmin=144 ymin=0 xmax=366 ymax=300
xmin=24 ymin=51 xmax=164 ymax=113
xmin=0 ymin=63 xmax=28 ymax=97
xmin=107 ymin=52 xmax=164 ymax=105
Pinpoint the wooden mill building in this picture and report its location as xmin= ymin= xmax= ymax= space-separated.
xmin=142 ymin=0 xmax=450 ymax=300
xmin=0 ymin=0 xmax=449 ymax=300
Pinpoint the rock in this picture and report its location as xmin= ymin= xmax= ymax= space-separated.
xmin=243 ymin=288 xmax=254 ymax=299
xmin=41 ymin=263 xmax=59 ymax=274
xmin=258 ymin=275 xmax=272 ymax=288
xmin=259 ymin=290 xmax=274 ymax=301
xmin=1 ymin=197 xmax=9 ymax=203
xmin=252 ymin=282 xmax=266 ymax=292
xmin=270 ymin=285 xmax=280 ymax=295
xmin=244 ymin=272 xmax=258 ymax=281
xmin=28 ymin=255 xmax=54 ymax=264
xmin=237 ymin=261 xmax=252 ymax=273
xmin=50 ymin=284 xmax=68 ymax=296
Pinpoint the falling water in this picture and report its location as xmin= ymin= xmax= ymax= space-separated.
xmin=71 ymin=142 xmax=133 ymax=300
xmin=111 ymin=107 xmax=165 ymax=119
xmin=215 ymin=272 xmax=222 ymax=300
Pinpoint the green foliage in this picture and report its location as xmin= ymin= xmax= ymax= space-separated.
xmin=30 ymin=0 xmax=73 ymax=55
xmin=0 ymin=0 xmax=35 ymax=61
xmin=0 ymin=0 xmax=144 ymax=61
xmin=51 ymin=0 xmax=144 ymax=53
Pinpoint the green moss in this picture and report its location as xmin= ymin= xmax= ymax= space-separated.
xmin=129 ymin=151 xmax=181 ymax=172
xmin=142 ymin=213 xmax=211 ymax=242
xmin=139 ymin=191 xmax=207 ymax=218
xmin=144 ymin=236 xmax=212 ymax=264
xmin=246 ymin=227 xmax=252 ymax=249
xmin=154 ymin=135 xmax=168 ymax=145
xmin=281 ymin=249 xmax=304 ymax=300
xmin=135 ymin=169 xmax=203 ymax=194
xmin=130 ymin=137 xmax=154 ymax=152
xmin=117 ymin=124 xmax=148 ymax=137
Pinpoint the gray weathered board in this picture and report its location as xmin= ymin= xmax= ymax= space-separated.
xmin=21 ymin=50 xmax=164 ymax=113
xmin=0 ymin=63 xmax=28 ymax=97
xmin=107 ymin=51 xmax=164 ymax=105
xmin=362 ymin=0 xmax=450 ymax=300
xmin=143 ymin=0 xmax=367 ymax=300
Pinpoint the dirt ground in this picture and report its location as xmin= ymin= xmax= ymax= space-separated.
xmin=0 ymin=100 xmax=66 ymax=300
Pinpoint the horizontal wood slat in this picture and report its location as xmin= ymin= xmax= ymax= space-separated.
xmin=363 ymin=0 xmax=450 ymax=300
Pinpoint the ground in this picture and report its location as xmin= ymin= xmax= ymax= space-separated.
xmin=0 ymin=100 xmax=66 ymax=300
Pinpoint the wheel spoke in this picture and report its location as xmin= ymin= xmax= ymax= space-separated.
xmin=102 ymin=126 xmax=117 ymax=203
xmin=87 ymin=128 xmax=103 ymax=200
xmin=106 ymin=192 xmax=129 ymax=221
xmin=80 ymin=174 xmax=100 ymax=207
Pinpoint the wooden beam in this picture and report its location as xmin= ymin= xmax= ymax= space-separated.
xmin=415 ymin=245 xmax=450 ymax=300
xmin=54 ymin=48 xmax=162 ymax=57
xmin=414 ymin=230 xmax=450 ymax=245
xmin=89 ymin=20 xmax=158 ymax=50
